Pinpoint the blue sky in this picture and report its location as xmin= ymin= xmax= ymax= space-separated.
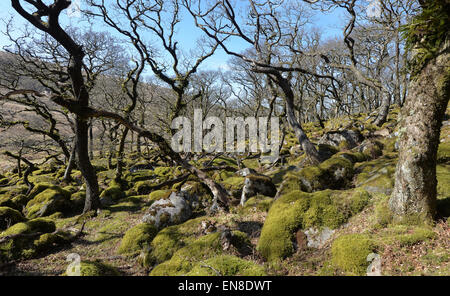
xmin=0 ymin=1 xmax=347 ymax=72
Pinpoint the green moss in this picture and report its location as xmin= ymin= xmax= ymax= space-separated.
xmin=187 ymin=255 xmax=266 ymax=276
xmin=71 ymin=191 xmax=86 ymax=213
xmin=62 ymin=186 xmax=78 ymax=194
xmin=154 ymin=166 xmax=172 ymax=177
xmin=320 ymin=157 xmax=354 ymax=177
xmin=0 ymin=207 xmax=26 ymax=230
xmin=379 ymin=225 xmax=436 ymax=247
xmin=257 ymin=188 xmax=371 ymax=262
xmin=78 ymin=261 xmax=121 ymax=276
xmin=437 ymin=142 xmax=450 ymax=164
xmin=336 ymin=152 xmax=367 ymax=164
xmin=145 ymin=217 xmax=208 ymax=267
xmin=360 ymin=141 xmax=383 ymax=160
xmin=242 ymin=195 xmax=273 ymax=213
xmin=25 ymin=187 xmax=72 ymax=219
xmin=125 ymin=170 xmax=155 ymax=183
xmin=149 ymin=189 xmax=173 ymax=201
xmin=400 ymin=0 xmax=450 ymax=77
xmin=303 ymin=191 xmax=346 ymax=229
xmin=133 ymin=181 xmax=155 ymax=195
xmin=297 ymin=166 xmax=324 ymax=192
xmin=222 ymin=176 xmax=245 ymax=190
xmin=0 ymin=218 xmax=56 ymax=261
xmin=257 ymin=190 xmax=310 ymax=262
xmin=331 ymin=234 xmax=375 ymax=275
xmin=150 ymin=232 xmax=222 ymax=276
xmin=100 ymin=182 xmax=125 ymax=201
xmin=33 ymin=231 xmax=71 ymax=252
xmin=118 ymin=223 xmax=158 ymax=256
xmin=350 ymin=189 xmax=371 ymax=215
xmin=374 ymin=194 xmax=394 ymax=228
xmin=355 ymin=157 xmax=397 ymax=194
xmin=276 ymin=171 xmax=302 ymax=197
xmin=27 ymin=183 xmax=56 ymax=200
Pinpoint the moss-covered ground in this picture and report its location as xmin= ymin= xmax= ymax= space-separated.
xmin=0 ymin=105 xmax=448 ymax=276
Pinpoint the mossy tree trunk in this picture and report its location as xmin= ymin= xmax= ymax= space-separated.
xmin=389 ymin=34 xmax=450 ymax=220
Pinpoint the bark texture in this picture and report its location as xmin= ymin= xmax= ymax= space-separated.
xmin=389 ymin=37 xmax=450 ymax=219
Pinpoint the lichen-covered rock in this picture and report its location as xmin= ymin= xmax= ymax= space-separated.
xmin=141 ymin=191 xmax=192 ymax=229
xmin=118 ymin=223 xmax=158 ymax=256
xmin=240 ymin=174 xmax=276 ymax=206
xmin=180 ymin=181 xmax=213 ymax=211
xmin=319 ymin=129 xmax=364 ymax=149
xmin=304 ymin=227 xmax=335 ymax=248
xmin=0 ymin=207 xmax=26 ymax=230
xmin=24 ymin=187 xmax=72 ymax=219
xmin=186 ymin=255 xmax=266 ymax=276
xmin=331 ymin=234 xmax=375 ymax=275
xmin=236 ymin=168 xmax=256 ymax=177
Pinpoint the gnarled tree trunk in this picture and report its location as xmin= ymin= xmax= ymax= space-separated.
xmin=389 ymin=37 xmax=450 ymax=220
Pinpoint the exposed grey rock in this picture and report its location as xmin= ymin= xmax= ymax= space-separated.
xmin=318 ymin=129 xmax=363 ymax=149
xmin=141 ymin=191 xmax=192 ymax=229
xmin=304 ymin=227 xmax=335 ymax=248
xmin=236 ymin=168 xmax=256 ymax=177
xmin=366 ymin=253 xmax=382 ymax=276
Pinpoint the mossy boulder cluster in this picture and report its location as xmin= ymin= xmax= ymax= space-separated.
xmin=24 ymin=187 xmax=72 ymax=219
xmin=0 ymin=105 xmax=448 ymax=275
xmin=257 ymin=189 xmax=371 ymax=262
xmin=0 ymin=218 xmax=70 ymax=262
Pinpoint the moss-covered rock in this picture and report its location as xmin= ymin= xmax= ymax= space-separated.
xmin=355 ymin=156 xmax=397 ymax=195
xmin=180 ymin=181 xmax=213 ymax=211
xmin=100 ymin=181 xmax=125 ymax=202
xmin=331 ymin=234 xmax=375 ymax=275
xmin=0 ymin=207 xmax=26 ymax=230
xmin=187 ymin=255 xmax=266 ymax=276
xmin=293 ymin=156 xmax=354 ymax=193
xmin=0 ymin=218 xmax=56 ymax=261
xmin=33 ymin=231 xmax=71 ymax=253
xmin=257 ymin=189 xmax=371 ymax=262
xmin=437 ymin=142 xmax=450 ymax=163
xmin=242 ymin=195 xmax=274 ymax=213
xmin=70 ymin=191 xmax=86 ymax=213
xmin=24 ymin=187 xmax=72 ymax=219
xmin=221 ymin=176 xmax=245 ymax=198
xmin=144 ymin=217 xmax=209 ymax=267
xmin=149 ymin=189 xmax=173 ymax=201
xmin=357 ymin=140 xmax=384 ymax=160
xmin=150 ymin=232 xmax=223 ymax=276
xmin=77 ymin=261 xmax=121 ymax=276
xmin=118 ymin=223 xmax=158 ymax=256
xmin=257 ymin=191 xmax=309 ymax=262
